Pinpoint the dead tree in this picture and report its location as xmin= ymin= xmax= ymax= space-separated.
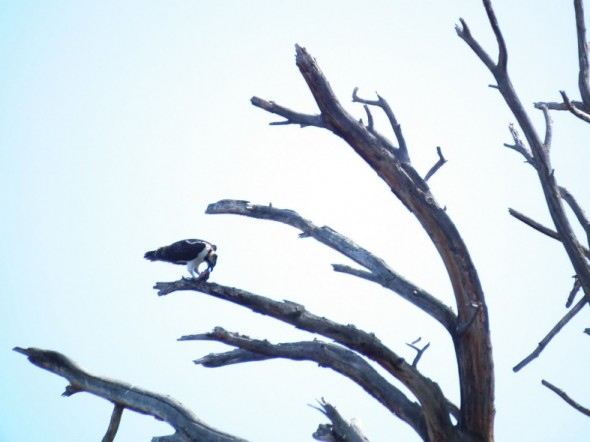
xmin=457 ymin=0 xmax=590 ymax=413
xmin=14 ymin=0 xmax=589 ymax=441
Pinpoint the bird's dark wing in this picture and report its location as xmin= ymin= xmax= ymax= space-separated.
xmin=150 ymin=239 xmax=208 ymax=264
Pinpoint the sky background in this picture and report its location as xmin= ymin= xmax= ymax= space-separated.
xmin=1 ymin=1 xmax=589 ymax=441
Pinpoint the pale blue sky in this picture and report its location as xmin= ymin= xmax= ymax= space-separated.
xmin=1 ymin=1 xmax=589 ymax=441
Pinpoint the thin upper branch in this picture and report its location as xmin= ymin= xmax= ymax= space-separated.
xmin=352 ymin=88 xmax=410 ymax=163
xmin=206 ymin=199 xmax=457 ymax=332
xmin=574 ymin=0 xmax=590 ymax=110
xmin=508 ymin=208 xmax=590 ymax=259
xmin=423 ymin=146 xmax=447 ymax=182
xmin=513 ymin=296 xmax=588 ymax=372
xmin=181 ymin=327 xmax=427 ymax=438
xmin=542 ymin=379 xmax=590 ymax=417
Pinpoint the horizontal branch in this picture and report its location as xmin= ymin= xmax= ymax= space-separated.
xmin=154 ymin=278 xmax=453 ymax=437
xmin=542 ymin=379 xmax=590 ymax=417
xmin=181 ymin=327 xmax=427 ymax=438
xmin=206 ymin=199 xmax=457 ymax=332
xmin=14 ymin=347 xmax=249 ymax=442
xmin=250 ymin=97 xmax=324 ymax=128
xmin=534 ymin=100 xmax=587 ymax=111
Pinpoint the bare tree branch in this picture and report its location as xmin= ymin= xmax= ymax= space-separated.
xmin=423 ymin=146 xmax=447 ymax=182
xmin=181 ymin=327 xmax=428 ymax=438
xmin=538 ymin=104 xmax=553 ymax=150
xmin=503 ymin=123 xmax=536 ymax=167
xmin=542 ymin=379 xmax=590 ymax=417
xmin=352 ymin=87 xmax=410 ymax=163
xmin=508 ymin=208 xmax=590 ymax=259
xmin=559 ymin=185 xmax=590 ymax=247
xmin=574 ymin=0 xmax=590 ymax=110
xmin=406 ymin=338 xmax=431 ymax=368
xmin=206 ymin=199 xmax=457 ymax=332
xmin=250 ymin=96 xmax=324 ymax=128
xmin=534 ymin=100 xmax=587 ymax=111
xmin=566 ymin=276 xmax=583 ymax=308
xmin=460 ymin=1 xmax=590 ymax=308
xmin=13 ymin=347 xmax=249 ymax=442
xmin=155 ymin=279 xmax=454 ymax=440
xmin=311 ymin=400 xmax=370 ymax=442
xmin=560 ymin=90 xmax=590 ymax=123
xmin=513 ymin=296 xmax=588 ymax=372
xmin=252 ymin=44 xmax=494 ymax=438
xmin=102 ymin=403 xmax=124 ymax=442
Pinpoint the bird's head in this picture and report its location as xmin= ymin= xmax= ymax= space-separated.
xmin=206 ymin=249 xmax=218 ymax=271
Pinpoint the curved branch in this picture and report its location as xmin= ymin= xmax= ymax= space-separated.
xmin=253 ymin=44 xmax=493 ymax=437
xmin=13 ymin=347 xmax=249 ymax=442
xmin=181 ymin=327 xmax=428 ymax=439
xmin=542 ymin=379 xmax=590 ymax=417
xmin=206 ymin=199 xmax=457 ymax=332
xmin=155 ymin=279 xmax=454 ymax=439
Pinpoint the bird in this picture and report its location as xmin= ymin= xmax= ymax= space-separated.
xmin=144 ymin=239 xmax=217 ymax=279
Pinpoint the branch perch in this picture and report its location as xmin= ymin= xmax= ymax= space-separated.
xmin=206 ymin=199 xmax=457 ymax=332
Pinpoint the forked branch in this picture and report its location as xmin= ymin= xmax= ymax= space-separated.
xmin=155 ymin=278 xmax=454 ymax=440
xmin=181 ymin=327 xmax=427 ymax=438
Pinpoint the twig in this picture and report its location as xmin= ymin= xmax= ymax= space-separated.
xmin=13 ymin=347 xmax=249 ymax=442
xmin=406 ymin=338 xmax=431 ymax=368
xmin=352 ymin=87 xmax=410 ymax=163
xmin=508 ymin=208 xmax=590 ymax=259
xmin=102 ymin=404 xmax=124 ymax=442
xmin=513 ymin=296 xmax=588 ymax=372
xmin=504 ymin=124 xmax=535 ymax=168
xmin=566 ymin=276 xmax=582 ymax=308
xmin=250 ymin=96 xmax=325 ymax=128
xmin=560 ymin=90 xmax=590 ymax=123
xmin=423 ymin=146 xmax=447 ymax=182
xmin=542 ymin=379 xmax=590 ymax=417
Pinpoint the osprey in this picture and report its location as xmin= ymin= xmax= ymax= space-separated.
xmin=144 ymin=239 xmax=217 ymax=278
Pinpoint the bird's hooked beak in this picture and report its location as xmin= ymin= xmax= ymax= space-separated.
xmin=207 ymin=250 xmax=218 ymax=271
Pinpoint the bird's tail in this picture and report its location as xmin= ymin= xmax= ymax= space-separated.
xmin=144 ymin=250 xmax=157 ymax=261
